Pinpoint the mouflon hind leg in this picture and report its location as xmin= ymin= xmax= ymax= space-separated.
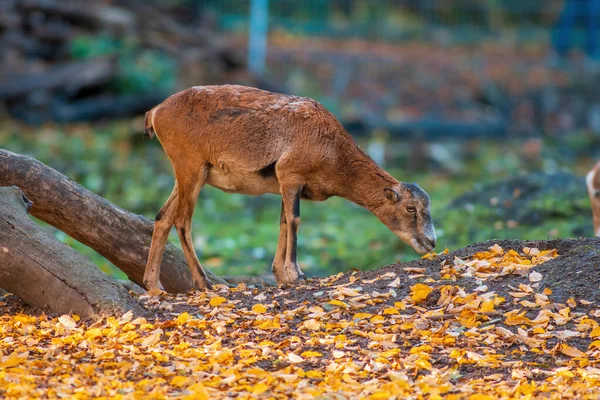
xmin=174 ymin=165 xmax=213 ymax=290
xmin=144 ymin=182 xmax=179 ymax=292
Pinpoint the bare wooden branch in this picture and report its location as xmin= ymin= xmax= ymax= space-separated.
xmin=0 ymin=186 xmax=144 ymax=318
xmin=0 ymin=149 xmax=228 ymax=293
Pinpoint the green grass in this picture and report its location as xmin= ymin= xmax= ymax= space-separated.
xmin=1 ymin=121 xmax=596 ymax=279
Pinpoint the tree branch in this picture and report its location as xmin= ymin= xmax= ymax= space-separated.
xmin=0 ymin=149 xmax=228 ymax=293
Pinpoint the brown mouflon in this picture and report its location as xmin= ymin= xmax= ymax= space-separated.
xmin=587 ymin=161 xmax=600 ymax=237
xmin=143 ymin=85 xmax=436 ymax=291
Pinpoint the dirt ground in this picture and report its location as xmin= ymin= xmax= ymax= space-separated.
xmin=2 ymin=237 xmax=600 ymax=397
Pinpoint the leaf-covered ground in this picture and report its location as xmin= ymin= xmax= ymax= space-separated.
xmin=2 ymin=238 xmax=600 ymax=399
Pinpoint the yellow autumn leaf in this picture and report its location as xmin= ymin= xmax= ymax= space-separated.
xmin=78 ymin=364 xmax=95 ymax=377
xmin=415 ymin=358 xmax=432 ymax=370
xmin=176 ymin=312 xmax=192 ymax=325
xmin=410 ymin=283 xmax=433 ymax=303
xmin=209 ymin=297 xmax=227 ymax=307
xmin=383 ymin=307 xmax=399 ymax=315
xmin=503 ymin=310 xmax=531 ymax=326
xmin=559 ymin=344 xmax=587 ymax=358
xmin=119 ymin=331 xmax=139 ymax=343
xmin=252 ymin=304 xmax=267 ymax=314
xmin=480 ymin=300 xmax=495 ymax=312
xmin=334 ymin=334 xmax=347 ymax=343
xmin=301 ymin=351 xmax=323 ymax=358
xmin=352 ymin=313 xmax=373 ymax=320
xmin=170 ymin=376 xmax=188 ymax=388
xmin=14 ymin=314 xmax=37 ymax=325
xmin=84 ymin=328 xmax=103 ymax=340
xmin=256 ymin=319 xmax=281 ymax=330
xmin=468 ymin=395 xmax=494 ymax=400
xmin=449 ymin=348 xmax=464 ymax=359
xmin=328 ymin=299 xmax=349 ymax=308
xmin=590 ymin=326 xmax=600 ymax=338
xmin=184 ymin=383 xmax=210 ymax=400
xmin=252 ymin=383 xmax=269 ymax=395
xmin=306 ymin=370 xmax=323 ymax=379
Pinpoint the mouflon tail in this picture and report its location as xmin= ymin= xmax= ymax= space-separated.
xmin=144 ymin=107 xmax=157 ymax=139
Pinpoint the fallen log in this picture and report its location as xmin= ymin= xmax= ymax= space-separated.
xmin=0 ymin=186 xmax=144 ymax=318
xmin=52 ymin=93 xmax=167 ymax=122
xmin=8 ymin=93 xmax=169 ymax=124
xmin=0 ymin=149 xmax=228 ymax=293
xmin=17 ymin=0 xmax=111 ymax=30
xmin=0 ymin=57 xmax=116 ymax=100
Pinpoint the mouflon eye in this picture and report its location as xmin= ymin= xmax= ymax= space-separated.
xmin=406 ymin=206 xmax=416 ymax=213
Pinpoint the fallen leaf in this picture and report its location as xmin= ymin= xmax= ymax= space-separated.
xmin=388 ymin=277 xmax=401 ymax=288
xmin=58 ymin=315 xmax=77 ymax=330
xmin=410 ymin=284 xmax=433 ymax=303
xmin=288 ymin=353 xmax=304 ymax=363
xmin=209 ymin=297 xmax=227 ymax=307
xmin=559 ymin=344 xmax=587 ymax=358
xmin=141 ymin=329 xmax=163 ymax=347
xmin=252 ymin=304 xmax=267 ymax=314
xmin=302 ymin=319 xmax=321 ymax=331
xmin=529 ymin=271 xmax=543 ymax=282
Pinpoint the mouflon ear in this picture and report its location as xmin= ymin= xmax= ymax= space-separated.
xmin=384 ymin=188 xmax=401 ymax=203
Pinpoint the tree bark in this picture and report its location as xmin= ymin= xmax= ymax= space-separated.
xmin=0 ymin=186 xmax=144 ymax=318
xmin=0 ymin=149 xmax=228 ymax=293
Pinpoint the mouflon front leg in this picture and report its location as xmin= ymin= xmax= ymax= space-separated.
xmin=272 ymin=201 xmax=288 ymax=281
xmin=274 ymin=183 xmax=306 ymax=285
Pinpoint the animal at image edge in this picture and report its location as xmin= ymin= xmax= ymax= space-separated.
xmin=588 ymin=161 xmax=600 ymax=237
xmin=142 ymin=85 xmax=436 ymax=291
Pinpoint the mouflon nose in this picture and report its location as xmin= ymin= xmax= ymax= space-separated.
xmin=427 ymin=237 xmax=437 ymax=249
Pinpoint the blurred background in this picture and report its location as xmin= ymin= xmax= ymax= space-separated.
xmin=1 ymin=0 xmax=599 ymax=281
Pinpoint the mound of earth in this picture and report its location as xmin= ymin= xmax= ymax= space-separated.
xmin=362 ymin=237 xmax=600 ymax=305
xmin=1 ymin=237 xmax=599 ymax=398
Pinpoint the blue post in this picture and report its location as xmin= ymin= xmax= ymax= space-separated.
xmin=248 ymin=0 xmax=269 ymax=76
